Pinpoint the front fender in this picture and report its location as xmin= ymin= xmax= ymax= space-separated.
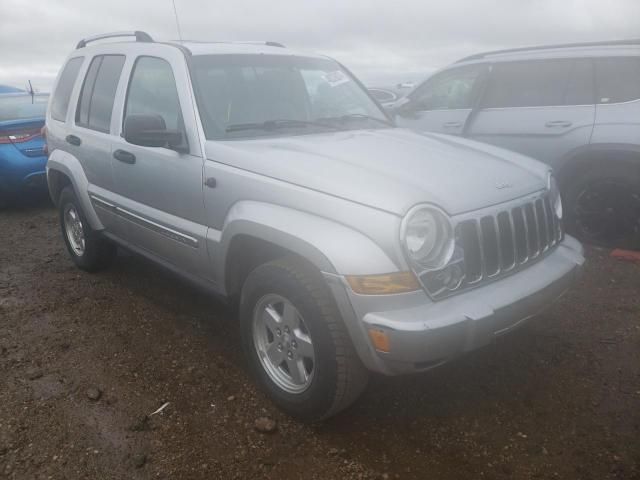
xmin=212 ymin=201 xmax=399 ymax=291
xmin=46 ymin=149 xmax=103 ymax=230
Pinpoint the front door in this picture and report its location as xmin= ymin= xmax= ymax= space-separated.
xmin=110 ymin=53 xmax=210 ymax=280
xmin=467 ymin=58 xmax=596 ymax=169
xmin=395 ymin=64 xmax=488 ymax=136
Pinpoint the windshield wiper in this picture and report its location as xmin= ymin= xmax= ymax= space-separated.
xmin=317 ymin=113 xmax=394 ymax=127
xmin=225 ymin=119 xmax=340 ymax=133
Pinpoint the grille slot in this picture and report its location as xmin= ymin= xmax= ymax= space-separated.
xmin=436 ymin=192 xmax=562 ymax=300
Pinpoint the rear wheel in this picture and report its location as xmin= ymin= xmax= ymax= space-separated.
xmin=564 ymin=164 xmax=640 ymax=249
xmin=239 ymin=256 xmax=369 ymax=421
xmin=59 ymin=186 xmax=116 ymax=271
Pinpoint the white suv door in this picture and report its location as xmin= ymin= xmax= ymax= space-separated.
xmin=395 ymin=64 xmax=488 ymax=136
xmin=467 ymin=58 xmax=596 ymax=170
xmin=110 ymin=52 xmax=211 ymax=281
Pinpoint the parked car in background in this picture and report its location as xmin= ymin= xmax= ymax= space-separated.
xmin=0 ymin=92 xmax=49 ymax=205
xmin=0 ymin=85 xmax=24 ymax=94
xmin=390 ymin=39 xmax=640 ymax=248
xmin=367 ymin=82 xmax=414 ymax=108
xmin=46 ymin=31 xmax=583 ymax=421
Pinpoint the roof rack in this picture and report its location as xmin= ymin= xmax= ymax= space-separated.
xmin=76 ymin=31 xmax=153 ymax=49
xmin=171 ymin=40 xmax=286 ymax=48
xmin=457 ymin=38 xmax=640 ymax=63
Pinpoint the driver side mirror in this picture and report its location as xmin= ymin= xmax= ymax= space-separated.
xmin=123 ymin=114 xmax=184 ymax=151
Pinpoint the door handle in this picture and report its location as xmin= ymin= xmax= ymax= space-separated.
xmin=443 ymin=121 xmax=463 ymax=128
xmin=545 ymin=120 xmax=573 ymax=128
xmin=113 ymin=149 xmax=136 ymax=165
xmin=65 ymin=134 xmax=81 ymax=146
xmin=204 ymin=177 xmax=217 ymax=188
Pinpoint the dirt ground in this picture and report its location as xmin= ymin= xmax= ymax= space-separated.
xmin=1 ymin=201 xmax=639 ymax=480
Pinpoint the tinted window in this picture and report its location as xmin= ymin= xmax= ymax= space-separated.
xmin=125 ymin=57 xmax=183 ymax=133
xmin=482 ymin=60 xmax=594 ymax=108
xmin=410 ymin=65 xmax=484 ymax=110
xmin=51 ymin=57 xmax=83 ymax=122
xmin=76 ymin=55 xmax=125 ymax=132
xmin=595 ymin=57 xmax=640 ymax=104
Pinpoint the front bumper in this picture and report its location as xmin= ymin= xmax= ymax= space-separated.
xmin=325 ymin=235 xmax=585 ymax=375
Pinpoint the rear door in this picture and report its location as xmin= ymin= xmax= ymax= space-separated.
xmin=110 ymin=52 xmax=210 ymax=280
xmin=70 ymin=54 xmax=127 ymax=237
xmin=395 ymin=64 xmax=488 ymax=136
xmin=467 ymin=58 xmax=596 ymax=169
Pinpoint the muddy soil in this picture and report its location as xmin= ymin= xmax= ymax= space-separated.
xmin=1 ymin=202 xmax=639 ymax=479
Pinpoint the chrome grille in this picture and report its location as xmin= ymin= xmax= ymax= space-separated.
xmin=419 ymin=192 xmax=563 ymax=299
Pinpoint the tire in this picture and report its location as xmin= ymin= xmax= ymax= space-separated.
xmin=563 ymin=163 xmax=640 ymax=249
xmin=239 ymin=256 xmax=369 ymax=421
xmin=58 ymin=186 xmax=116 ymax=272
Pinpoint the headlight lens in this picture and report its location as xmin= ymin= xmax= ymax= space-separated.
xmin=401 ymin=206 xmax=454 ymax=270
xmin=548 ymin=174 xmax=563 ymax=219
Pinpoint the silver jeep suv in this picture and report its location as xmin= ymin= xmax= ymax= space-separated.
xmin=45 ymin=32 xmax=584 ymax=420
xmin=391 ymin=39 xmax=640 ymax=248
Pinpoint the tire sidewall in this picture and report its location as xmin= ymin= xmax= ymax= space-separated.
xmin=563 ymin=164 xmax=640 ymax=247
xmin=58 ymin=187 xmax=98 ymax=269
xmin=239 ymin=262 xmax=340 ymax=420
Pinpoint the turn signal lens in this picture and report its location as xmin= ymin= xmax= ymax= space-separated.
xmin=346 ymin=272 xmax=420 ymax=295
xmin=368 ymin=328 xmax=391 ymax=353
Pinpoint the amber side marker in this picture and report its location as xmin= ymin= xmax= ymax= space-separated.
xmin=368 ymin=329 xmax=391 ymax=353
xmin=345 ymin=272 xmax=420 ymax=295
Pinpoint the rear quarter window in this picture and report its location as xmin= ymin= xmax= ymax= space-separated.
xmin=50 ymin=57 xmax=84 ymax=122
xmin=595 ymin=57 xmax=640 ymax=104
xmin=76 ymin=55 xmax=126 ymax=133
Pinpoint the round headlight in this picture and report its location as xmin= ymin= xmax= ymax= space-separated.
xmin=401 ymin=206 xmax=454 ymax=270
xmin=549 ymin=174 xmax=563 ymax=219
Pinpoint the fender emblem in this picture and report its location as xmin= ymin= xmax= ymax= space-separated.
xmin=495 ymin=182 xmax=513 ymax=190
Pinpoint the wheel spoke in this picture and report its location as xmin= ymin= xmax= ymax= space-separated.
xmin=262 ymin=305 xmax=281 ymax=334
xmin=293 ymin=331 xmax=314 ymax=358
xmin=282 ymin=301 xmax=297 ymax=325
xmin=266 ymin=341 xmax=283 ymax=366
xmin=287 ymin=357 xmax=308 ymax=385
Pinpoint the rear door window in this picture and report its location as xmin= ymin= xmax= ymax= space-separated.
xmin=482 ymin=59 xmax=593 ymax=108
xmin=595 ymin=57 xmax=640 ymax=104
xmin=76 ymin=55 xmax=126 ymax=133
xmin=51 ymin=57 xmax=84 ymax=122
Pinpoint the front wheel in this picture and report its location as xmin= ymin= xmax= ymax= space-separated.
xmin=239 ymin=256 xmax=369 ymax=421
xmin=563 ymin=165 xmax=640 ymax=249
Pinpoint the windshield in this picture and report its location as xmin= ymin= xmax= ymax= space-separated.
xmin=191 ymin=54 xmax=391 ymax=139
xmin=0 ymin=94 xmax=48 ymax=122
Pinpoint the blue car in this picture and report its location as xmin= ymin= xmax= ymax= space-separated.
xmin=0 ymin=92 xmax=49 ymax=204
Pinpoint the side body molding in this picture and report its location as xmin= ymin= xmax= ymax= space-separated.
xmin=46 ymin=149 xmax=103 ymax=230
xmin=210 ymin=201 xmax=400 ymax=295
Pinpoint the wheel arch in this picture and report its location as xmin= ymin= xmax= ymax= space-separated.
xmin=46 ymin=149 xmax=103 ymax=230
xmin=212 ymin=201 xmax=400 ymax=298
xmin=556 ymin=143 xmax=640 ymax=190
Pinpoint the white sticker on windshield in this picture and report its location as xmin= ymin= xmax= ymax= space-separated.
xmin=323 ymin=70 xmax=350 ymax=87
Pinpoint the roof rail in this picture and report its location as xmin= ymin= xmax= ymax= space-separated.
xmin=76 ymin=31 xmax=153 ymax=49
xmin=171 ymin=40 xmax=286 ymax=48
xmin=456 ymin=38 xmax=640 ymax=63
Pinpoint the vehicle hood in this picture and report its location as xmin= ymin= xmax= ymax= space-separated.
xmin=205 ymin=128 xmax=549 ymax=216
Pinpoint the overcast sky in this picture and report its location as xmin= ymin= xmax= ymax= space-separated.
xmin=1 ymin=0 xmax=639 ymax=91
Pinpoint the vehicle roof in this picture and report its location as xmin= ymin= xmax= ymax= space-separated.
xmin=456 ymin=39 xmax=640 ymax=64
xmin=73 ymin=37 xmax=327 ymax=60
xmin=169 ymin=40 xmax=327 ymax=59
